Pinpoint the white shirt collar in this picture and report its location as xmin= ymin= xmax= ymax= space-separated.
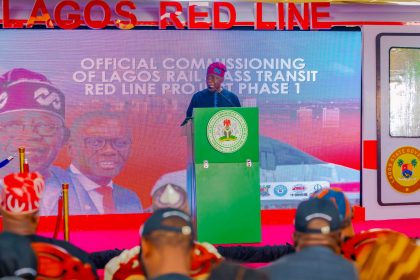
xmin=70 ymin=164 xmax=113 ymax=191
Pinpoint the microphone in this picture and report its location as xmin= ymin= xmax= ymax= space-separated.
xmin=218 ymin=90 xmax=238 ymax=108
xmin=180 ymin=117 xmax=193 ymax=127
xmin=0 ymin=155 xmax=15 ymax=168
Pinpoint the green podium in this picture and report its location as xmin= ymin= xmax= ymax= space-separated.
xmin=187 ymin=107 xmax=261 ymax=244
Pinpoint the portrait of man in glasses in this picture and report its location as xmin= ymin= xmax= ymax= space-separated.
xmin=64 ymin=110 xmax=143 ymax=214
xmin=0 ymin=68 xmax=71 ymax=215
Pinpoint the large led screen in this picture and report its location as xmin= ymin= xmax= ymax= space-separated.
xmin=0 ymin=30 xmax=361 ymax=215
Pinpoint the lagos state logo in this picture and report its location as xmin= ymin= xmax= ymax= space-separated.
xmin=207 ymin=110 xmax=248 ymax=153
xmin=386 ymin=146 xmax=420 ymax=194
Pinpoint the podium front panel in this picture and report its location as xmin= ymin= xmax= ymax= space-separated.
xmin=195 ymin=162 xmax=261 ymax=244
xmin=189 ymin=107 xmax=261 ymax=244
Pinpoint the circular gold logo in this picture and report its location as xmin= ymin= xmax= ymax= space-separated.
xmin=386 ymin=146 xmax=420 ymax=194
xmin=207 ymin=110 xmax=248 ymax=154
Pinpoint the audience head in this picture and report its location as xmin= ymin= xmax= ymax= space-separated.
xmin=0 ymin=68 xmax=67 ymax=178
xmin=341 ymin=228 xmax=402 ymax=262
xmin=311 ymin=187 xmax=355 ymax=239
xmin=151 ymin=171 xmax=188 ymax=212
xmin=294 ymin=198 xmax=342 ymax=253
xmin=0 ymin=172 xmax=45 ymax=235
xmin=139 ymin=208 xmax=194 ymax=279
xmin=0 ymin=232 xmax=37 ymax=280
xmin=357 ymin=232 xmax=420 ymax=280
xmin=151 ymin=183 xmax=188 ymax=212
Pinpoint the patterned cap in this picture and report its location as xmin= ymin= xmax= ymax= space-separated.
xmin=358 ymin=232 xmax=420 ymax=280
xmin=311 ymin=187 xmax=352 ymax=225
xmin=0 ymin=68 xmax=65 ymax=120
xmin=0 ymin=172 xmax=45 ymax=214
xmin=207 ymin=62 xmax=226 ymax=77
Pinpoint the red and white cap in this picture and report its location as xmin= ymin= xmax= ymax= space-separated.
xmin=207 ymin=62 xmax=226 ymax=78
xmin=0 ymin=172 xmax=45 ymax=214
